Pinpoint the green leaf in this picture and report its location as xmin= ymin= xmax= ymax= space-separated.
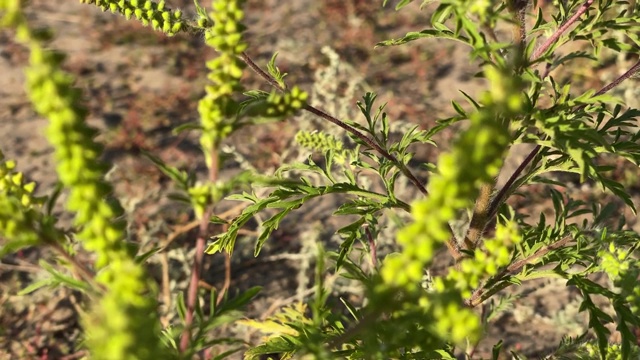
xmin=382 ymin=0 xmax=414 ymax=10
xmin=17 ymin=278 xmax=55 ymax=295
xmin=217 ymin=286 xmax=261 ymax=314
xmin=376 ymin=29 xmax=471 ymax=48
xmin=598 ymin=177 xmax=636 ymax=214
xmin=39 ymin=260 xmax=91 ymax=293
xmin=134 ymin=246 xmax=162 ymax=264
xmin=143 ymin=151 xmax=191 ymax=190
xmin=492 ymin=340 xmax=503 ymax=360
xmin=267 ymin=52 xmax=287 ymax=89
xmin=45 ymin=182 xmax=63 ymax=216
xmin=176 ymin=291 xmax=187 ymax=324
xmin=172 ymin=122 xmax=203 ymax=135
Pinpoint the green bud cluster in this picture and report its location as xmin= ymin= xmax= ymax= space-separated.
xmin=0 ymin=194 xmax=40 ymax=252
xmin=79 ymin=0 xmax=183 ymax=36
xmin=1 ymin=1 xmax=167 ymax=358
xmin=295 ymin=129 xmax=345 ymax=164
xmin=197 ymin=0 xmax=247 ymax=169
xmin=378 ymin=65 xmax=523 ymax=345
xmin=25 ymin=43 xmax=128 ymax=268
xmin=188 ymin=182 xmax=223 ymax=220
xmin=0 ymin=151 xmax=41 ymax=208
xmin=444 ymin=220 xmax=522 ymax=298
xmin=427 ymin=290 xmax=482 ymax=344
xmin=85 ymin=257 xmax=167 ymax=360
xmin=0 ymin=151 xmax=42 ymax=252
xmin=468 ymin=0 xmax=493 ymax=23
xmin=264 ymin=86 xmax=308 ymax=117
xmin=203 ymin=0 xmax=247 ymax=53
xmin=295 ymin=130 xmax=343 ymax=153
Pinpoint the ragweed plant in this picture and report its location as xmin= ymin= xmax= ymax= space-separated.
xmin=2 ymin=0 xmax=640 ymax=359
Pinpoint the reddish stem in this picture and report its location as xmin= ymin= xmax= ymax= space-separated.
xmin=487 ymin=0 xmax=603 ymax=224
xmin=531 ymin=0 xmax=595 ymax=61
xmin=180 ymin=147 xmax=218 ymax=353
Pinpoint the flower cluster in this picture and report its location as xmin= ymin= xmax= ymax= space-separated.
xmin=197 ymin=0 xmax=247 ymax=169
xmin=295 ymin=129 xmax=343 ymax=153
xmin=0 ymin=151 xmax=41 ymax=208
xmin=379 ymin=64 xmax=523 ymax=344
xmin=1 ymin=1 xmax=167 ymax=358
xmin=445 ymin=220 xmax=522 ymax=298
xmin=264 ymin=86 xmax=308 ymax=117
xmin=0 ymin=151 xmax=42 ymax=253
xmin=203 ymin=0 xmax=247 ymax=53
xmin=188 ymin=181 xmax=225 ymax=220
xmin=79 ymin=0 xmax=183 ymax=36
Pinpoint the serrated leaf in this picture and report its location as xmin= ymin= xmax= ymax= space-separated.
xmin=267 ymin=52 xmax=287 ymax=89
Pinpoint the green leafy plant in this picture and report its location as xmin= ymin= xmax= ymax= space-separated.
xmin=2 ymin=0 xmax=640 ymax=359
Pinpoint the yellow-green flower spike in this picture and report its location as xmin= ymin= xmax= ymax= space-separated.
xmin=0 ymin=1 xmax=168 ymax=358
xmin=79 ymin=0 xmax=185 ymax=36
xmin=197 ymin=0 xmax=248 ymax=170
xmin=379 ymin=64 xmax=523 ymax=345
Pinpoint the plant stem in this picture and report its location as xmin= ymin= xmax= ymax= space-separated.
xmin=465 ymin=183 xmax=493 ymax=249
xmin=464 ymin=0 xmax=528 ymax=252
xmin=180 ymin=146 xmax=219 ymax=353
xmin=364 ymin=225 xmax=377 ymax=271
xmin=487 ymin=144 xmax=541 ymax=222
xmin=216 ymin=225 xmax=231 ymax=306
xmin=593 ymin=59 xmax=640 ymax=97
xmin=531 ymin=0 xmax=595 ymax=61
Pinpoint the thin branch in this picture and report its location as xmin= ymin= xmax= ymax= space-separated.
xmin=488 ymin=144 xmax=541 ymax=221
xmin=159 ymin=251 xmax=171 ymax=327
xmin=239 ymin=51 xmax=467 ymax=261
xmin=240 ymin=52 xmax=284 ymax=90
xmin=216 ymin=225 xmax=232 ymax=306
xmin=465 ymin=234 xmax=573 ymax=308
xmin=594 ymin=59 xmax=640 ymax=96
xmin=240 ymin=52 xmax=427 ymax=195
xmin=0 ymin=261 xmax=41 ymax=273
xmin=531 ymin=0 xmax=595 ymax=61
xmin=302 ymin=105 xmax=428 ymax=195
